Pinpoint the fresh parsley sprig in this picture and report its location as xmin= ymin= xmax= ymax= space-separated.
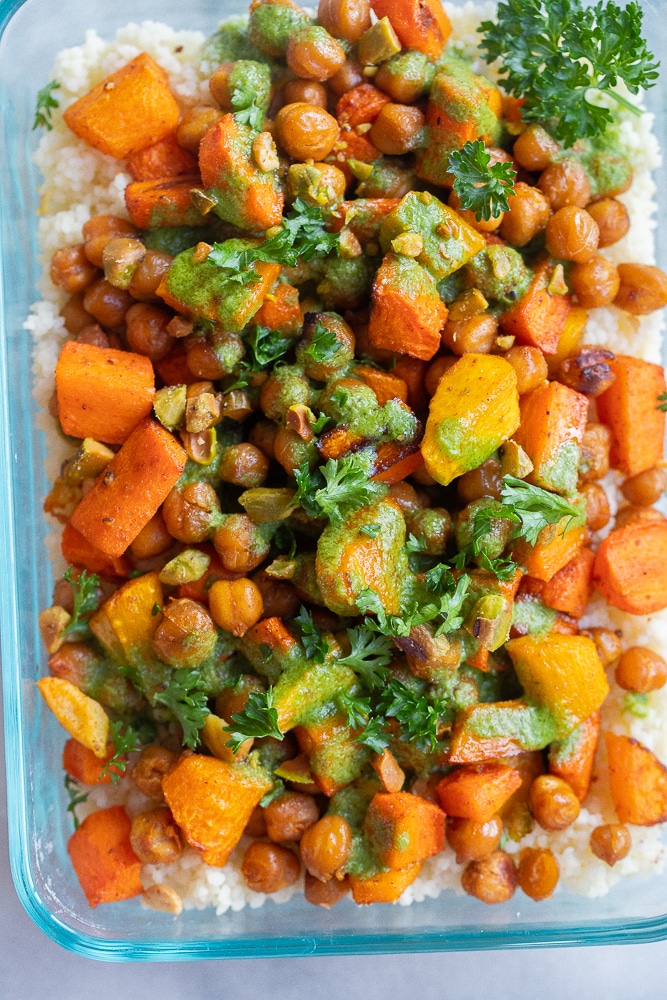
xmin=337 ymin=627 xmax=394 ymax=688
xmin=303 ymin=320 xmax=340 ymax=364
xmin=224 ymin=688 xmax=283 ymax=752
xmin=33 ymin=79 xmax=60 ymax=130
xmin=357 ymin=575 xmax=470 ymax=639
xmin=61 ymin=567 xmax=100 ymax=640
xmin=293 ymin=454 xmax=387 ymax=526
xmin=294 ymin=606 xmax=330 ymax=663
xmin=479 ymin=0 xmax=659 ymax=146
xmin=245 ymin=323 xmax=293 ymax=368
xmin=448 ymin=141 xmax=516 ymax=221
xmin=152 ymin=669 xmax=210 ymax=749
xmin=495 ymin=475 xmax=582 ymax=545
xmin=99 ymin=719 xmax=147 ymax=784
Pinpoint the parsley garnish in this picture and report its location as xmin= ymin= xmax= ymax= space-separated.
xmin=338 ymin=690 xmax=373 ymax=730
xmin=33 ymin=79 xmax=60 ymax=130
xmin=495 ymin=475 xmax=581 ymax=545
xmin=245 ymin=324 xmax=293 ymax=368
xmin=377 ymin=678 xmax=443 ymax=752
xmin=293 ymin=454 xmax=387 ymax=526
xmin=360 ymin=523 xmax=381 ymax=539
xmin=99 ymin=720 xmax=146 ymax=784
xmin=356 ymin=716 xmax=392 ymax=753
xmin=61 ymin=567 xmax=100 ymax=639
xmin=337 ymin=627 xmax=394 ymax=687
xmin=448 ymin=141 xmax=516 ymax=221
xmin=230 ymin=79 xmax=265 ymax=131
xmin=152 ymin=669 xmax=210 ymax=749
xmin=294 ymin=606 xmax=330 ymax=663
xmin=224 ymin=688 xmax=283 ymax=752
xmin=64 ymin=774 xmax=88 ymax=830
xmin=657 ymin=391 xmax=667 ymax=412
xmin=303 ymin=320 xmax=340 ymax=364
xmin=357 ymin=575 xmax=470 ymax=638
xmin=479 ymin=0 xmax=659 ymax=146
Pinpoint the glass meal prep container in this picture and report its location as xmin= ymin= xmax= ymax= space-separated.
xmin=2 ymin=0 xmax=667 ymax=960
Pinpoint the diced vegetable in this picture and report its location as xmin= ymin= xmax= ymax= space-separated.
xmin=592 ymin=521 xmax=667 ymax=615
xmin=362 ymin=791 xmax=445 ymax=868
xmin=548 ymin=711 xmax=600 ymax=802
xmin=67 ymin=806 xmax=143 ymax=906
xmin=605 ymin=733 xmax=667 ymax=825
xmin=37 ymin=676 xmax=109 ymax=757
xmin=513 ymin=381 xmax=588 ymax=496
xmin=125 ymin=176 xmax=206 ymax=228
xmin=436 ymin=762 xmax=522 ymax=822
xmin=368 ymin=251 xmax=448 ymax=360
xmin=499 ymin=259 xmax=572 ymax=354
xmin=596 ymin=355 xmax=666 ymax=477
xmin=370 ymin=0 xmax=451 ymax=57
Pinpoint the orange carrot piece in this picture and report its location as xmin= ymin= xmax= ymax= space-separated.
xmin=449 ymin=701 xmax=531 ymax=763
xmin=368 ymin=252 xmax=448 ymax=360
xmin=596 ymin=355 xmax=666 ymax=478
xmin=127 ymin=132 xmax=198 ymax=181
xmin=62 ymin=738 xmax=121 ymax=785
xmin=162 ymin=753 xmax=273 ymax=866
xmin=353 ymin=365 xmax=408 ymax=405
xmin=326 ymin=131 xmax=380 ymax=185
xmin=61 ymin=522 xmax=132 ymax=579
xmin=542 ymin=547 xmax=595 ymax=618
xmin=513 ymin=380 xmax=588 ymax=495
xmin=435 ymin=762 xmax=523 ymax=822
xmin=125 ymin=176 xmax=205 ymax=228
xmin=371 ymin=446 xmax=424 ymax=483
xmin=349 ymin=861 xmax=423 ymax=904
xmin=242 ymin=616 xmax=301 ymax=660
xmin=362 ymin=791 xmax=445 ymax=868
xmin=513 ymin=520 xmax=587 ymax=582
xmin=63 ymin=53 xmax=180 ymax=159
xmin=67 ymin=805 xmax=143 ymax=907
xmin=499 ymin=259 xmax=572 ymax=354
xmin=154 ymin=343 xmax=201 ymax=386
xmin=70 ymin=417 xmax=186 ymax=558
xmin=549 ymin=711 xmax=600 ymax=802
xmin=56 ymin=340 xmax=155 ymax=445
xmin=251 ymin=282 xmax=302 ymax=334
xmin=545 ymin=306 xmax=588 ymax=377
xmin=336 ymin=84 xmax=392 ymax=127
xmin=370 ymin=0 xmax=452 ymax=57
xmin=605 ymin=732 xmax=667 ymax=825
xmin=592 ymin=520 xmax=667 ymax=615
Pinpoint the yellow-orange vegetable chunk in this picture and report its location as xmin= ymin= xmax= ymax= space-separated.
xmin=605 ymin=732 xmax=667 ymax=825
xmin=592 ymin=521 xmax=667 ymax=615
xmin=513 ymin=380 xmax=588 ymax=496
xmin=37 ymin=676 xmax=109 ymax=757
xmin=67 ymin=806 xmax=143 ymax=907
xmin=436 ymin=762 xmax=522 ymax=822
xmin=596 ymin=355 xmax=666 ymax=478
xmin=362 ymin=791 xmax=445 ymax=868
xmin=102 ymin=570 xmax=163 ymax=664
xmin=350 ymin=861 xmax=423 ymax=904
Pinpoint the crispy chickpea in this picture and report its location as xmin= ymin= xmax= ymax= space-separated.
xmin=130 ymin=806 xmax=183 ymax=865
xmin=512 ymin=124 xmax=560 ymax=171
xmin=580 ymin=482 xmax=611 ymax=532
xmin=457 ymin=457 xmax=503 ymax=503
xmin=245 ymin=805 xmax=268 ymax=839
xmin=251 ymin=570 xmax=301 ymax=619
xmin=538 ymin=157 xmax=591 ymax=210
xmin=615 ymin=504 xmax=666 ymax=529
xmin=219 ymin=443 xmax=270 ymax=488
xmin=299 ymin=814 xmax=353 ymax=881
xmin=425 ymin=355 xmax=458 ymax=396
xmin=499 ymin=183 xmax=551 ymax=247
xmin=405 ymin=507 xmax=452 ymax=556
xmin=176 ymin=106 xmax=224 ymax=154
xmin=304 ymin=871 xmax=350 ymax=908
xmin=369 ymin=103 xmax=425 ymax=156
xmin=569 ymin=255 xmax=620 ymax=309
xmin=76 ymin=323 xmax=110 ymax=348
xmin=208 ymin=63 xmax=234 ymax=107
xmin=130 ymin=510 xmax=173 ymax=560
xmin=82 ymin=278 xmax=133 ymax=328
xmin=503 ymin=345 xmax=548 ymax=394
xmin=615 ymin=263 xmax=667 ymax=315
xmin=328 ymin=58 xmax=364 ymax=96
xmin=546 ymin=206 xmax=599 ymax=263
xmin=61 ymin=293 xmax=95 ymax=335
xmin=581 ymin=626 xmax=623 ymax=667
xmin=461 ymin=850 xmax=516 ymax=904
xmin=213 ymin=513 xmax=272 ymax=573
xmin=264 ymin=791 xmax=320 ymax=843
xmin=590 ymin=823 xmax=631 ymax=866
xmin=283 ymin=79 xmax=328 ymax=108
xmin=152 ymin=598 xmax=218 ymax=669
xmin=276 ymin=102 xmax=340 ymax=161
xmin=187 ymin=331 xmax=245 ymax=380
xmin=274 ymin=427 xmax=317 ymax=476
xmin=557 ymin=347 xmax=616 ymax=396
xmin=287 ymin=25 xmax=346 ymax=82
xmin=50 ymin=244 xmax=99 ymax=294
xmin=442 ymin=314 xmax=498 ymax=355
xmin=162 ymin=482 xmax=222 ymax=543
xmin=208 ymin=577 xmax=264 ymax=637
xmin=529 ymin=775 xmax=580 ymax=831
xmin=241 ymin=841 xmax=301 ymax=894
xmin=446 ymin=815 xmax=502 ymax=864
xmin=517 ymin=847 xmax=559 ymax=901
xmin=130 ymin=744 xmax=179 ymax=800
xmin=586 ymin=198 xmax=630 ymax=248
xmin=615 ymin=646 xmax=667 ymax=693
xmin=620 ymin=466 xmax=667 ymax=506
xmin=82 ymin=214 xmax=138 ymax=267
xmin=578 ymin=423 xmax=611 ymax=483
xmin=387 ymin=481 xmax=422 ymax=515
xmin=318 ymin=0 xmax=371 ymax=42
xmin=125 ymin=302 xmax=174 ymax=361
xmin=248 ymin=419 xmax=277 ymax=461
xmin=128 ymin=249 xmax=172 ymax=301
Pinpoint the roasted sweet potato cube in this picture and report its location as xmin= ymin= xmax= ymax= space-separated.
xmin=368 ymin=252 xmax=447 ymax=360
xmin=362 ymin=791 xmax=445 ymax=868
xmin=605 ymin=732 xmax=667 ymax=825
xmin=435 ymin=762 xmax=522 ymax=822
xmin=68 ymin=806 xmax=143 ymax=907
xmin=349 ymin=860 xmax=423 ymax=904
xmin=371 ymin=0 xmax=451 ymax=56
xmin=499 ymin=259 xmax=572 ymax=354
xmin=513 ymin=380 xmax=588 ymax=496
xmin=549 ymin=711 xmax=600 ymax=802
xmin=596 ymin=355 xmax=666 ymax=478
xmin=125 ymin=176 xmax=206 ymax=228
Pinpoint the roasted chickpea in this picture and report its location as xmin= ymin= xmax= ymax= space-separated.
xmin=461 ymin=850 xmax=517 ymax=904
xmin=580 ymin=482 xmax=611 ymax=532
xmin=586 ymin=198 xmax=630 ymax=248
xmin=589 ymin=823 xmax=631 ymax=866
xmin=130 ymin=744 xmax=179 ymax=799
xmin=516 ymin=847 xmax=559 ymax=901
xmin=581 ymin=626 xmax=623 ymax=667
xmin=282 ymin=79 xmax=328 ymax=108
xmin=276 ymin=102 xmax=340 ymax=161
xmin=248 ymin=419 xmax=277 ymax=461
xmin=187 ymin=331 xmax=245 ymax=380
xmin=328 ymin=58 xmax=364 ymax=96
xmin=130 ymin=510 xmax=173 ymax=560
xmin=245 ymin=805 xmax=268 ymax=839
xmin=569 ymin=255 xmax=620 ymax=308
xmin=251 ymin=569 xmax=302 ymax=619
xmin=300 ymin=814 xmax=353 ymax=881
xmin=499 ymin=183 xmax=551 ymax=247
xmin=61 ymin=293 xmax=95 ymax=335
xmin=615 ymin=263 xmax=667 ymax=315
xmin=304 ymin=871 xmax=350 ymax=908
xmin=578 ymin=423 xmax=611 ymax=483
xmin=512 ymin=124 xmax=560 ymax=171
xmin=448 ymin=187 xmax=504 ymax=234
xmin=152 ymin=597 xmax=218 ymax=669
xmin=264 ymin=791 xmax=320 ymax=843
xmin=369 ymin=103 xmax=425 ymax=156
xmin=546 ymin=206 xmax=599 ymax=263
xmin=538 ymin=157 xmax=591 ymax=210
xmin=208 ymin=577 xmax=264 ymax=638
xmin=273 ymin=427 xmax=317 ymax=476
xmin=615 ymin=646 xmax=667 ymax=693
xmin=318 ymin=0 xmax=371 ymax=42
xmin=76 ymin=323 xmax=110 ymax=348
xmin=457 ymin=457 xmax=503 ymax=503
xmin=213 ymin=513 xmax=272 ymax=573
xmin=615 ymin=504 xmax=666 ymax=529
xmin=82 ymin=278 xmax=133 ymax=328
xmin=50 ymin=244 xmax=99 ymax=294
xmin=176 ymin=106 xmax=224 ymax=154
xmin=387 ymin=481 xmax=423 ymax=515
xmin=557 ymin=347 xmax=616 ymax=396
xmin=620 ymin=466 xmax=667 ymax=506
xmin=529 ymin=775 xmax=580 ymax=831
xmin=125 ymin=302 xmax=174 ymax=361
xmin=130 ymin=806 xmax=183 ymax=864
xmin=405 ymin=507 xmax=452 ymax=556
xmin=442 ymin=314 xmax=498 ymax=355
xmin=287 ymin=25 xmax=346 ymax=82
xmin=219 ymin=443 xmax=270 ymax=488
xmin=446 ymin=816 xmax=502 ymax=863
xmin=128 ymin=249 xmax=172 ymax=301
xmin=503 ymin=345 xmax=548 ymax=394
xmin=82 ymin=214 xmax=138 ymax=267
xmin=241 ymin=841 xmax=301 ymax=893
xmin=162 ymin=482 xmax=222 ymax=543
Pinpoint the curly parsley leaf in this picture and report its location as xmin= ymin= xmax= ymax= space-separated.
xmin=294 ymin=455 xmax=387 ymax=526
xmin=311 ymin=412 xmax=332 ymax=435
xmin=99 ymin=719 xmax=150 ymax=784
xmin=294 ymin=605 xmax=330 ymax=663
xmin=64 ymin=774 xmax=88 ymax=830
xmin=223 ymin=688 xmax=283 ymax=752
xmin=152 ymin=669 xmax=210 ymax=749
xmin=230 ymin=79 xmax=265 ymax=131
xmin=303 ymin=320 xmax=340 ymax=364
xmin=338 ymin=627 xmax=394 ymax=688
xmin=337 ymin=690 xmax=373 ymax=730
xmin=61 ymin=567 xmax=100 ymax=639
xmin=245 ymin=323 xmax=293 ymax=368
xmin=356 ymin=715 xmax=391 ymax=753
xmin=377 ymin=678 xmax=443 ymax=752
xmin=33 ymin=79 xmax=60 ymax=130
xmin=448 ymin=140 xmax=516 ymax=221
xmin=357 ymin=575 xmax=470 ymax=639
xmin=479 ymin=0 xmax=659 ymax=146
xmin=496 ymin=475 xmax=581 ymax=545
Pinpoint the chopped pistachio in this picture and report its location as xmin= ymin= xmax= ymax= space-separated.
xmin=391 ymin=231 xmax=424 ymax=258
xmin=500 ymin=440 xmax=534 ymax=479
xmin=189 ymin=188 xmax=218 ymax=215
xmin=154 ymin=384 xmax=187 ymax=431
xmin=265 ymin=557 xmax=297 ymax=579
xmin=286 ymin=403 xmax=316 ymax=441
xmin=495 ymin=334 xmax=515 ymax=351
xmin=185 ymin=390 xmax=222 ymax=433
xmin=39 ymin=606 xmax=72 ymax=654
xmin=465 ymin=595 xmax=513 ymax=651
xmin=252 ymin=130 xmax=279 ymax=172
xmin=64 ymin=437 xmax=115 ymax=486
xmin=181 ymin=428 xmax=217 ymax=465
xmin=143 ymin=885 xmax=183 ymax=915
xmin=238 ymin=487 xmax=297 ymax=522
xmin=338 ymin=228 xmax=363 ymax=259
xmin=448 ymin=288 xmax=489 ymax=322
xmin=358 ymin=17 xmax=401 ymax=65
xmin=348 ymin=158 xmax=374 ymax=181
xmin=159 ymin=548 xmax=211 ymax=586
xmin=220 ymin=389 xmax=253 ymax=421
xmin=102 ymin=237 xmax=146 ymax=289
xmin=193 ymin=242 xmax=212 ymax=263
xmin=548 ymin=263 xmax=569 ymax=296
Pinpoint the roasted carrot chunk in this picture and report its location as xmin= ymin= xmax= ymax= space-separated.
xmin=513 ymin=380 xmax=588 ymax=496
xmin=499 ymin=259 xmax=572 ymax=354
xmin=63 ymin=53 xmax=180 ymax=159
xmin=67 ymin=805 xmax=143 ymax=906
xmin=435 ymin=763 xmax=522 ymax=823
xmin=368 ymin=252 xmax=448 ymax=360
xmin=127 ymin=132 xmax=198 ymax=181
xmin=592 ymin=520 xmax=667 ymax=615
xmin=125 ymin=176 xmax=205 ymax=228
xmin=363 ymin=791 xmax=445 ymax=868
xmin=61 ymin=522 xmax=132 ymax=579
xmin=251 ymin=282 xmax=302 ymax=334
xmin=605 ymin=732 xmax=667 ymax=825
xmin=62 ymin=738 xmax=120 ymax=785
xmin=596 ymin=355 xmax=666 ymax=477
xmin=349 ymin=861 xmax=423 ymax=904
xmin=371 ymin=0 xmax=452 ymax=57
xmin=336 ymin=84 xmax=392 ymax=127
xmin=549 ymin=711 xmax=600 ymax=802
xmin=542 ymin=547 xmax=595 ymax=618
xmin=513 ymin=519 xmax=587 ymax=583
